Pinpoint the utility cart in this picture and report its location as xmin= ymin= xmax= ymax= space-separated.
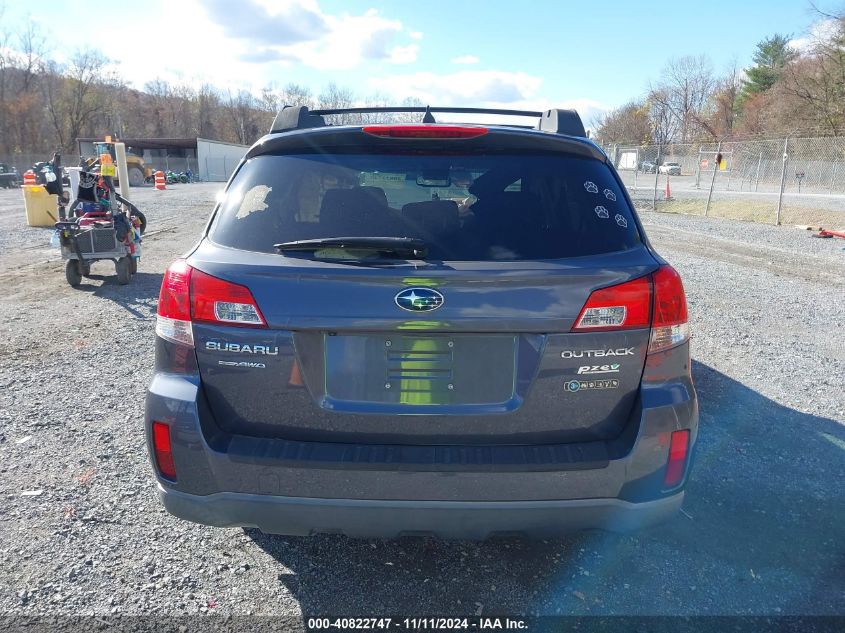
xmin=56 ymin=212 xmax=140 ymax=286
xmin=46 ymin=148 xmax=147 ymax=287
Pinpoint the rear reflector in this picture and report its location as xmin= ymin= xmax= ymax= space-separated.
xmin=152 ymin=421 xmax=177 ymax=481
xmin=572 ymin=276 xmax=651 ymax=331
xmin=648 ymin=265 xmax=690 ymax=353
xmin=190 ymin=268 xmax=266 ymax=327
xmin=664 ymin=429 xmax=690 ymax=488
xmin=362 ymin=125 xmax=488 ymax=139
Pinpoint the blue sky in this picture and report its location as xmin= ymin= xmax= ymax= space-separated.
xmin=2 ymin=0 xmax=820 ymax=124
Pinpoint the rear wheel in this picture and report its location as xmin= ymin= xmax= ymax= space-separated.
xmin=128 ymin=167 xmax=144 ymax=187
xmin=65 ymin=260 xmax=82 ymax=287
xmin=115 ymin=257 xmax=131 ymax=285
xmin=133 ymin=209 xmax=147 ymax=235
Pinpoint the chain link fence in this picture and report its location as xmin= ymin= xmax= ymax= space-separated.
xmin=0 ymin=153 xmax=207 ymax=183
xmin=0 ymin=153 xmax=46 ymax=176
xmin=607 ymin=137 xmax=845 ymax=227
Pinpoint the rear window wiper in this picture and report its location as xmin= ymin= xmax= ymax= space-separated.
xmin=274 ymin=237 xmax=428 ymax=259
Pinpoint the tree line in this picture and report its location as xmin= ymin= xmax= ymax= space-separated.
xmin=594 ymin=10 xmax=845 ymax=146
xmin=0 ymin=11 xmax=422 ymax=158
xmin=3 ymin=7 xmax=843 ymax=157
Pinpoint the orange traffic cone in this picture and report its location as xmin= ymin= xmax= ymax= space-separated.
xmin=23 ymin=170 xmax=36 ymax=186
xmin=288 ymin=361 xmax=304 ymax=387
xmin=664 ymin=174 xmax=672 ymax=200
xmin=154 ymin=171 xmax=166 ymax=190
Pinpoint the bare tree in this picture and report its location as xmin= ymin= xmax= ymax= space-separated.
xmin=318 ymin=83 xmax=355 ymax=123
xmin=280 ymin=83 xmax=314 ymax=109
xmin=709 ymin=62 xmax=742 ymax=138
xmin=223 ymin=90 xmax=261 ymax=144
xmin=780 ymin=14 xmax=845 ymax=136
xmin=43 ymin=49 xmax=115 ymax=152
xmin=645 ymin=89 xmax=679 ymax=145
xmin=649 ymin=55 xmax=716 ymax=142
xmin=196 ymin=84 xmax=220 ymax=139
xmin=594 ymin=100 xmax=652 ymax=145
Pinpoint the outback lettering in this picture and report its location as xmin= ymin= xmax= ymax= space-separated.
xmin=561 ymin=348 xmax=635 ymax=359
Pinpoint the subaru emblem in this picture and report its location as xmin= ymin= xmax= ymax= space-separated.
xmin=395 ymin=287 xmax=444 ymax=312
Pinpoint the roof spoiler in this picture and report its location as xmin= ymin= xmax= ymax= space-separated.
xmin=269 ymin=105 xmax=327 ymax=134
xmin=269 ymin=105 xmax=586 ymax=137
xmin=535 ymin=109 xmax=586 ymax=138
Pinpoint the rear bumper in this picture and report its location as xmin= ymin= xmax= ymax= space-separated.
xmin=158 ymin=483 xmax=683 ymax=539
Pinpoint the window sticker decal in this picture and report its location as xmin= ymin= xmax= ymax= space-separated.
xmin=615 ymin=214 xmax=628 ymax=228
xmin=584 ymin=181 xmax=598 ymax=194
xmin=603 ymin=189 xmax=617 ymax=201
xmin=594 ymin=206 xmax=609 ymax=219
xmin=234 ymin=185 xmax=271 ymax=219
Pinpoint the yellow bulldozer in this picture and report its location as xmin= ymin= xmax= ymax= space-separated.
xmin=81 ymin=139 xmax=154 ymax=187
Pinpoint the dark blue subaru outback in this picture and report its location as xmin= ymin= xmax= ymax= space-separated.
xmin=146 ymin=106 xmax=698 ymax=539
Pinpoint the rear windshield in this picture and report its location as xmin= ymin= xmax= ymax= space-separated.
xmin=209 ymin=153 xmax=640 ymax=261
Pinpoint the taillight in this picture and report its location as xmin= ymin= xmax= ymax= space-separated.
xmin=190 ymin=269 xmax=266 ymax=327
xmin=152 ymin=421 xmax=177 ymax=480
xmin=571 ymin=265 xmax=690 ymax=352
xmin=648 ymin=265 xmax=690 ymax=353
xmin=362 ymin=125 xmax=488 ymax=139
xmin=572 ymin=276 xmax=651 ymax=332
xmin=663 ymin=429 xmax=690 ymax=488
xmin=156 ymin=259 xmax=194 ymax=346
xmin=155 ymin=261 xmax=267 ymax=346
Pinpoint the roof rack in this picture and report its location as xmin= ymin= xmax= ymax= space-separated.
xmin=269 ymin=105 xmax=586 ymax=138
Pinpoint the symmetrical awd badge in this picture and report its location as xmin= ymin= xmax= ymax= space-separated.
xmin=395 ymin=287 xmax=444 ymax=312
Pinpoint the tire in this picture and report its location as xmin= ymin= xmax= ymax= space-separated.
xmin=80 ymin=261 xmax=91 ymax=278
xmin=115 ymin=257 xmax=131 ymax=285
xmin=129 ymin=257 xmax=138 ymax=275
xmin=128 ymin=167 xmax=144 ymax=187
xmin=65 ymin=260 xmax=82 ymax=287
xmin=133 ymin=209 xmax=147 ymax=235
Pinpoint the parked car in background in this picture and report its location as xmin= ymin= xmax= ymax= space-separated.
xmin=0 ymin=163 xmax=20 ymax=188
xmin=659 ymin=162 xmax=682 ymax=176
xmin=147 ymin=105 xmax=698 ymax=539
xmin=640 ymin=161 xmax=658 ymax=173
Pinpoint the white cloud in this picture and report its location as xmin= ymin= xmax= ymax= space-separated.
xmin=388 ymin=44 xmax=420 ymax=65
xmin=409 ymin=31 xmax=424 ymax=40
xmin=789 ymin=18 xmax=840 ymax=53
xmin=368 ymin=70 xmax=544 ymax=106
xmin=196 ymin=0 xmax=420 ymax=70
xmin=365 ymin=71 xmax=609 ymax=130
xmin=451 ymin=55 xmax=480 ymax=65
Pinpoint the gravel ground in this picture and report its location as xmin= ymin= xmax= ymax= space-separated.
xmin=0 ymin=185 xmax=843 ymax=622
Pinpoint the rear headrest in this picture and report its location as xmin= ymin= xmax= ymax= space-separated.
xmin=401 ymin=200 xmax=460 ymax=234
xmin=474 ymin=191 xmax=544 ymax=225
xmin=320 ymin=188 xmax=372 ymax=223
xmin=359 ymin=186 xmax=388 ymax=207
xmin=319 ymin=188 xmax=400 ymax=235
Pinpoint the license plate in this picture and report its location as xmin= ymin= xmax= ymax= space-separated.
xmin=324 ymin=334 xmax=517 ymax=406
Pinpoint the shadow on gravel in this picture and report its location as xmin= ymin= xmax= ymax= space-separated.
xmin=71 ymin=271 xmax=163 ymax=319
xmin=247 ymin=361 xmax=845 ymax=617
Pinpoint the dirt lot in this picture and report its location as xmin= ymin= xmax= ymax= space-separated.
xmin=0 ymin=184 xmax=843 ymax=622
